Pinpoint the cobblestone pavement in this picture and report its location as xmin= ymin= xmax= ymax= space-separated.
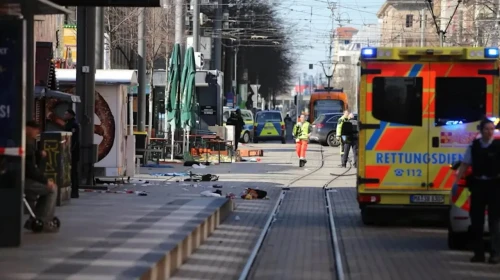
xmin=329 ymin=187 xmax=500 ymax=280
xmin=172 ymin=142 xmax=500 ymax=280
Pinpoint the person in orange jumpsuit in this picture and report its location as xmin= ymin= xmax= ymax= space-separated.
xmin=292 ymin=114 xmax=311 ymax=167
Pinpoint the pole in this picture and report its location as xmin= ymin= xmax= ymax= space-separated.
xmin=175 ymin=0 xmax=185 ymax=46
xmin=420 ymin=9 xmax=426 ymax=47
xmin=458 ymin=10 xmax=463 ymax=45
xmin=493 ymin=0 xmax=500 ymax=47
xmin=192 ymin=0 xmax=200 ymax=51
xmin=297 ymin=76 xmax=301 ymax=119
xmin=137 ymin=8 xmax=146 ymax=132
xmin=148 ymin=78 xmax=154 ymax=138
xmin=76 ymin=7 xmax=97 ymax=186
xmin=23 ymin=2 xmax=34 ymax=121
xmin=214 ymin=0 xmax=222 ymax=71
xmin=234 ymin=47 xmax=238 ymax=100
xmin=354 ymin=63 xmax=359 ymax=113
xmin=95 ymin=7 xmax=104 ymax=69
xmin=129 ymin=95 xmax=134 ymax=135
xmin=439 ymin=32 xmax=444 ymax=47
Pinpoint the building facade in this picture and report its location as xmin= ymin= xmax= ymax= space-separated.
xmin=332 ymin=25 xmax=381 ymax=112
xmin=377 ymin=0 xmax=440 ymax=47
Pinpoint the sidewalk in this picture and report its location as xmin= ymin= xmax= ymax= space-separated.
xmin=0 ymin=164 xmax=234 ymax=280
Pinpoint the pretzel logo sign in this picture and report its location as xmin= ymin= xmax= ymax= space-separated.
xmin=46 ymin=88 xmax=116 ymax=161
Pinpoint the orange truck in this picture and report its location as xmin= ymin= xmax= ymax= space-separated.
xmin=308 ymin=88 xmax=348 ymax=123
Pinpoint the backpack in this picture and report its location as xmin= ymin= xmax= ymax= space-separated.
xmin=341 ymin=119 xmax=358 ymax=136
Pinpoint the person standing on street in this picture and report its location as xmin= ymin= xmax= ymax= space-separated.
xmin=340 ymin=113 xmax=358 ymax=168
xmin=336 ymin=110 xmax=350 ymax=166
xmin=226 ymin=109 xmax=244 ymax=151
xmin=292 ymin=114 xmax=311 ymax=167
xmin=64 ymin=109 xmax=80 ymax=199
xmin=455 ymin=118 xmax=500 ymax=264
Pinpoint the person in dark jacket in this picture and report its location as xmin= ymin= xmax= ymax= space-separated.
xmin=226 ymin=109 xmax=245 ymax=150
xmin=455 ymin=118 xmax=500 ymax=264
xmin=64 ymin=109 xmax=80 ymax=198
xmin=25 ymin=121 xmax=58 ymax=232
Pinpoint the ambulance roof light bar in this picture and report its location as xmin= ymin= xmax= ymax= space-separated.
xmin=361 ymin=48 xmax=377 ymax=59
xmin=485 ymin=48 xmax=499 ymax=58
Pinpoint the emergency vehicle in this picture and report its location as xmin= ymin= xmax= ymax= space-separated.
xmin=356 ymin=47 xmax=500 ymax=225
xmin=253 ymin=110 xmax=286 ymax=144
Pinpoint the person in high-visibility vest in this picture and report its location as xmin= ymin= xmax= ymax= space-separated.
xmin=293 ymin=114 xmax=311 ymax=167
xmin=335 ymin=110 xmax=350 ymax=167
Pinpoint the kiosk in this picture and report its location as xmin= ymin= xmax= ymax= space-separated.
xmin=55 ymin=69 xmax=138 ymax=177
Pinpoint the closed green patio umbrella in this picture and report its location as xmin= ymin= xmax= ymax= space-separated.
xmin=180 ymin=47 xmax=197 ymax=154
xmin=166 ymin=43 xmax=181 ymax=160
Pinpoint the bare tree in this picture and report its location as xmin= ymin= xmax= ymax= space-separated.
xmin=104 ymin=4 xmax=175 ymax=70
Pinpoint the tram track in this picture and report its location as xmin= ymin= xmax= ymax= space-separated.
xmin=238 ymin=145 xmax=353 ymax=280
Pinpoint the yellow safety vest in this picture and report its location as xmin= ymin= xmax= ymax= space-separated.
xmin=293 ymin=121 xmax=310 ymax=140
xmin=336 ymin=116 xmax=348 ymax=137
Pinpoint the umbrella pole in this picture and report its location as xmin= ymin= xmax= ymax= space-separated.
xmin=186 ymin=126 xmax=190 ymax=154
xmin=170 ymin=128 xmax=175 ymax=161
xmin=182 ymin=128 xmax=186 ymax=157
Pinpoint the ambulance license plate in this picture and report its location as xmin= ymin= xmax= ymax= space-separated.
xmin=410 ymin=195 xmax=445 ymax=204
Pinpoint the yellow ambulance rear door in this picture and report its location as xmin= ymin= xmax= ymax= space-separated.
xmin=427 ymin=56 xmax=499 ymax=191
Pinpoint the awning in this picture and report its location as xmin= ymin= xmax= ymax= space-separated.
xmin=35 ymin=86 xmax=81 ymax=103
xmin=3 ymin=0 xmax=71 ymax=15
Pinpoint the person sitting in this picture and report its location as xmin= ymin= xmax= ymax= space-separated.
xmin=24 ymin=121 xmax=58 ymax=232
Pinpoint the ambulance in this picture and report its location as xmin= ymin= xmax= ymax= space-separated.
xmin=356 ymin=47 xmax=500 ymax=225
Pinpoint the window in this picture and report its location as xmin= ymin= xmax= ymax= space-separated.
xmin=313 ymin=100 xmax=344 ymax=120
xmin=372 ymin=77 xmax=423 ymax=126
xmin=340 ymin=56 xmax=351 ymax=63
xmin=434 ymin=77 xmax=487 ymax=126
xmin=406 ymin=14 xmax=413 ymax=28
xmin=313 ymin=114 xmax=327 ymax=124
xmin=256 ymin=112 xmax=282 ymax=122
xmin=327 ymin=115 xmax=343 ymax=123
xmin=241 ymin=111 xmax=253 ymax=122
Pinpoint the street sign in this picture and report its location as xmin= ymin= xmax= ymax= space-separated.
xmin=250 ymin=84 xmax=260 ymax=94
xmin=51 ymin=0 xmax=162 ymax=6
xmin=0 ymin=18 xmax=25 ymax=247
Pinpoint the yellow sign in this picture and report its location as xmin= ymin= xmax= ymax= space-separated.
xmin=63 ymin=25 xmax=77 ymax=62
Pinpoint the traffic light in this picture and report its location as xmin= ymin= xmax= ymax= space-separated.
xmin=294 ymin=95 xmax=297 ymax=105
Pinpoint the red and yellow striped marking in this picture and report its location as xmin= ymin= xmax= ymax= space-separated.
xmin=365 ymin=165 xmax=391 ymax=188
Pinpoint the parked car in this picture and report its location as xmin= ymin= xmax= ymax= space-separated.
xmin=223 ymin=108 xmax=255 ymax=143
xmin=309 ymin=113 xmax=357 ymax=147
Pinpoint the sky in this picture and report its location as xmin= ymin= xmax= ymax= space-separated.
xmin=274 ymin=0 xmax=384 ymax=79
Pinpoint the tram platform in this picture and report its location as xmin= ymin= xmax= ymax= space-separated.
xmin=0 ymin=182 xmax=233 ymax=280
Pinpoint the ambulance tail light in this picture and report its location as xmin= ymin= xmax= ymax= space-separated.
xmin=361 ymin=47 xmax=377 ymax=59
xmin=358 ymin=194 xmax=380 ymax=204
xmin=485 ymin=47 xmax=499 ymax=58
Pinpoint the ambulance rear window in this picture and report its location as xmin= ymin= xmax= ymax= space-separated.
xmin=372 ymin=77 xmax=423 ymax=126
xmin=434 ymin=77 xmax=487 ymax=126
